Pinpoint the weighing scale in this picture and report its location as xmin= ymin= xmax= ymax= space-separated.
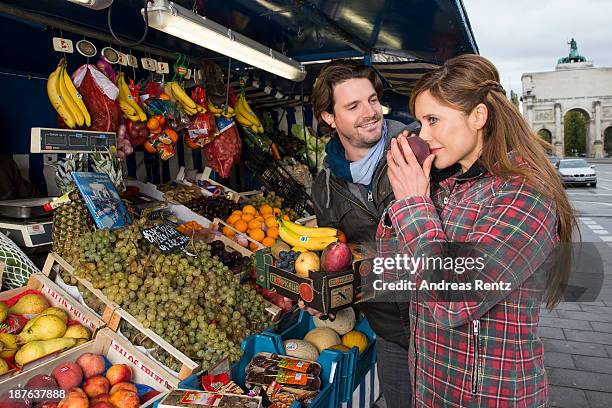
xmin=0 ymin=128 xmax=118 ymax=253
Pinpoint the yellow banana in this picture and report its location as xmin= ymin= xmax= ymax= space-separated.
xmin=196 ymin=104 xmax=206 ymax=113
xmin=278 ymin=223 xmax=338 ymax=251
xmin=62 ymin=64 xmax=90 ymax=127
xmin=182 ymin=104 xmax=198 ymax=116
xmin=207 ymin=99 xmax=223 ymax=114
xmin=250 ymin=124 xmax=260 ymax=133
xmin=280 ymin=218 xmax=338 ymax=238
xmin=235 ymin=112 xmax=254 ymax=127
xmin=239 ymin=94 xmax=262 ymax=127
xmin=170 ymin=82 xmax=196 ymax=109
xmin=118 ymin=73 xmax=147 ymax=122
xmin=163 ymin=82 xmax=175 ymax=100
xmin=58 ymin=64 xmax=84 ymax=126
xmin=47 ymin=63 xmax=76 ymax=128
xmin=119 ymin=100 xmax=136 ymax=116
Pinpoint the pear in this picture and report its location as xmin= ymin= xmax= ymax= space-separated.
xmin=17 ymin=315 xmax=67 ymax=344
xmin=74 ymin=339 xmax=88 ymax=347
xmin=0 ymin=357 xmax=9 ymax=375
xmin=9 ymin=294 xmax=49 ymax=315
xmin=0 ymin=302 xmax=7 ymax=323
xmin=0 ymin=333 xmax=18 ymax=358
xmin=15 ymin=337 xmax=77 ymax=366
xmin=63 ymin=324 xmax=90 ymax=340
xmin=40 ymin=307 xmax=68 ymax=323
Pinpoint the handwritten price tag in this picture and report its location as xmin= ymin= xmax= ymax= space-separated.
xmin=141 ymin=58 xmax=158 ymax=72
xmin=127 ymin=54 xmax=138 ymax=68
xmin=52 ymin=37 xmax=74 ymax=53
xmin=142 ymin=224 xmax=190 ymax=253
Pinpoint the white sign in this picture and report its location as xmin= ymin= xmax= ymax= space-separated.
xmin=156 ymin=61 xmax=170 ymax=74
xmin=52 ymin=37 xmax=74 ymax=53
xmin=117 ymin=52 xmax=128 ymax=66
xmin=141 ymin=58 xmax=158 ymax=71
xmin=127 ymin=54 xmax=138 ymax=68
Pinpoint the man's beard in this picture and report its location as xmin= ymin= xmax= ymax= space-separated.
xmin=347 ymin=113 xmax=383 ymax=148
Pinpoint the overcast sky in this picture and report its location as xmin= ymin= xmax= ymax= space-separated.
xmin=463 ymin=0 xmax=612 ymax=103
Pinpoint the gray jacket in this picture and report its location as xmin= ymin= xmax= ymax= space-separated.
xmin=311 ymin=119 xmax=415 ymax=348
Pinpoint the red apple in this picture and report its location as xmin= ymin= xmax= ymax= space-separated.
xmin=52 ymin=363 xmax=83 ymax=391
xmin=109 ymin=383 xmax=136 ymax=396
xmin=321 ymin=242 xmax=353 ymax=273
xmin=76 ymin=353 xmax=106 ymax=379
xmin=57 ymin=388 xmax=88 ymax=408
xmin=109 ymin=390 xmax=139 ymax=408
xmin=404 ymin=135 xmax=430 ymax=166
xmin=105 ymin=365 xmax=131 ymax=386
xmin=90 ymin=395 xmax=110 ymax=405
xmin=90 ymin=403 xmax=113 ymax=408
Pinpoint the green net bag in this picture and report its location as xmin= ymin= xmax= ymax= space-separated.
xmin=0 ymin=232 xmax=40 ymax=290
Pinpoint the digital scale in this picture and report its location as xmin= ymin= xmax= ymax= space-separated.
xmin=30 ymin=127 xmax=116 ymax=153
xmin=0 ymin=128 xmax=118 ymax=253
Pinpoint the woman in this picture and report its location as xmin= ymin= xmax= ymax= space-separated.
xmin=377 ymin=54 xmax=573 ymax=407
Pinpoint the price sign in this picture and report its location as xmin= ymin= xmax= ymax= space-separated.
xmin=127 ymin=54 xmax=138 ymax=68
xmin=142 ymin=223 xmax=190 ymax=253
xmin=141 ymin=58 xmax=158 ymax=71
xmin=117 ymin=52 xmax=128 ymax=66
xmin=156 ymin=61 xmax=170 ymax=74
xmin=52 ymin=37 xmax=74 ymax=53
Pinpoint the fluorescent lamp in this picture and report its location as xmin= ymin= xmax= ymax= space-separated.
xmin=67 ymin=0 xmax=113 ymax=10
xmin=145 ymin=0 xmax=306 ymax=81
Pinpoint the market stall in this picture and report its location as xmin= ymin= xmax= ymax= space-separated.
xmin=0 ymin=1 xmax=478 ymax=407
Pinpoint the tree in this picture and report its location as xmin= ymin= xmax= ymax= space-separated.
xmin=510 ymin=90 xmax=520 ymax=109
xmin=564 ymin=111 xmax=587 ymax=156
xmin=605 ymin=127 xmax=612 ymax=157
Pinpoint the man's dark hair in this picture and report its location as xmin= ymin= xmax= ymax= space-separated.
xmin=312 ymin=60 xmax=383 ymax=134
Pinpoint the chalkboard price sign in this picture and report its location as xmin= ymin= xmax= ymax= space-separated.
xmin=142 ymin=224 xmax=190 ymax=253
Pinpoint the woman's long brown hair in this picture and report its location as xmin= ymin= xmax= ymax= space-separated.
xmin=409 ymin=54 xmax=575 ymax=309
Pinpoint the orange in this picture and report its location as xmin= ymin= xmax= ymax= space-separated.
xmin=282 ymin=215 xmax=290 ymax=221
xmin=273 ymin=207 xmax=282 ymax=215
xmin=147 ymin=117 xmax=160 ymax=131
xmin=231 ymin=210 xmax=243 ymax=217
xmin=242 ymin=205 xmax=257 ymax=215
xmin=241 ymin=213 xmax=255 ymax=222
xmin=227 ymin=214 xmax=241 ymax=225
xmin=262 ymin=237 xmax=275 ymax=247
xmin=165 ymin=129 xmax=179 ymax=143
xmin=234 ymin=220 xmax=248 ymax=233
xmin=266 ymin=227 xmax=279 ymax=239
xmin=249 ymin=242 xmax=260 ymax=251
xmin=338 ymin=231 xmax=347 ymax=243
xmin=264 ymin=217 xmax=278 ymax=229
xmin=249 ymin=228 xmax=265 ymax=242
xmin=260 ymin=204 xmax=273 ymax=214
xmin=222 ymin=226 xmax=236 ymax=237
xmin=248 ymin=219 xmax=262 ymax=230
xmin=255 ymin=215 xmax=265 ymax=222
xmin=143 ymin=141 xmax=157 ymax=154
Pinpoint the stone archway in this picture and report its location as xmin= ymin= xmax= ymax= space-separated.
xmin=563 ymin=108 xmax=590 ymax=156
xmin=605 ymin=126 xmax=612 ymax=158
xmin=537 ymin=128 xmax=553 ymax=154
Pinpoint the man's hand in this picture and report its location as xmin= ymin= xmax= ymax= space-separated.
xmin=387 ymin=131 xmax=435 ymax=200
xmin=297 ymin=300 xmax=335 ymax=321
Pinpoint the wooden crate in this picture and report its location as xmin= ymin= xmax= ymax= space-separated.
xmin=106 ymin=307 xmax=200 ymax=381
xmin=41 ymin=252 xmax=119 ymax=325
xmin=211 ymin=218 xmax=266 ymax=251
xmin=1 ymin=328 xmax=177 ymax=400
xmin=295 ymin=214 xmax=318 ymax=227
xmin=0 ymin=273 xmax=106 ymax=383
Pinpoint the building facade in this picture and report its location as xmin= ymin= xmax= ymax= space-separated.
xmin=521 ymin=39 xmax=612 ymax=158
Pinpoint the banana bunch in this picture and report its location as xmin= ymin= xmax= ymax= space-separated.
xmin=165 ymin=81 xmax=205 ymax=116
xmin=278 ymin=218 xmax=338 ymax=251
xmin=116 ymin=72 xmax=147 ymax=122
xmin=207 ymin=99 xmax=235 ymax=119
xmin=235 ymin=93 xmax=264 ymax=134
xmin=47 ymin=59 xmax=91 ymax=128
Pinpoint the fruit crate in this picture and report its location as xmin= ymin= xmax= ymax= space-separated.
xmin=1 ymin=328 xmax=176 ymax=405
xmin=242 ymin=138 xmax=315 ymax=216
xmin=211 ymin=217 xmax=266 ymax=251
xmin=41 ymin=252 xmax=119 ymax=325
xmin=106 ymin=306 xmax=200 ymax=382
xmin=266 ymin=310 xmax=377 ymax=404
xmin=177 ymin=332 xmax=343 ymax=408
xmin=0 ymin=273 xmax=106 ymax=383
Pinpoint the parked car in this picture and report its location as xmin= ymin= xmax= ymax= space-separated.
xmin=547 ymin=155 xmax=561 ymax=166
xmin=555 ymin=158 xmax=597 ymax=187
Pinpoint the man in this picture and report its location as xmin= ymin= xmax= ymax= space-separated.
xmin=310 ymin=60 xmax=414 ymax=408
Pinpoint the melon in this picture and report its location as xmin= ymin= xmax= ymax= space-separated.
xmin=283 ymin=339 xmax=319 ymax=361
xmin=327 ymin=344 xmax=351 ymax=352
xmin=303 ymin=327 xmax=341 ymax=352
xmin=342 ymin=330 xmax=369 ymax=354
xmin=313 ymin=307 xmax=356 ymax=335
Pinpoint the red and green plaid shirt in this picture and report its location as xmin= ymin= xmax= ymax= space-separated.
xmin=376 ymin=158 xmax=559 ymax=407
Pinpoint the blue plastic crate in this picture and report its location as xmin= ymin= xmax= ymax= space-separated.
xmin=176 ymin=332 xmax=341 ymax=408
xmin=267 ymin=310 xmax=377 ymax=403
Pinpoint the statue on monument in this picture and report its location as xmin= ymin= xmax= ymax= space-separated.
xmin=569 ymin=38 xmax=578 ymax=58
xmin=558 ymin=38 xmax=587 ymax=64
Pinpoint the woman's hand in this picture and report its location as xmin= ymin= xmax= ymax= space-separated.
xmin=387 ymin=132 xmax=435 ymax=200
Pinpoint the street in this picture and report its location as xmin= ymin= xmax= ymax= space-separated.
xmin=544 ymin=162 xmax=612 ymax=407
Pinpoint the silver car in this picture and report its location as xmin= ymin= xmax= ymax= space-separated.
xmin=556 ymin=159 xmax=597 ymax=187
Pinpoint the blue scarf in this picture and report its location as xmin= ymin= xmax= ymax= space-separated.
xmin=325 ymin=121 xmax=388 ymax=187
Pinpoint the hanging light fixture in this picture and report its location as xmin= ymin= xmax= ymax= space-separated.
xmin=66 ymin=0 xmax=113 ymax=10
xmin=144 ymin=0 xmax=306 ymax=82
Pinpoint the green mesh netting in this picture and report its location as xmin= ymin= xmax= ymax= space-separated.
xmin=0 ymin=232 xmax=40 ymax=290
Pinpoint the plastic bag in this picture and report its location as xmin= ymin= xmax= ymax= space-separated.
xmin=187 ymin=86 xmax=217 ymax=147
xmin=72 ymin=64 xmax=120 ymax=132
xmin=204 ymin=118 xmax=241 ymax=178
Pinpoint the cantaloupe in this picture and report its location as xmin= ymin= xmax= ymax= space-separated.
xmin=313 ymin=307 xmax=356 ymax=335
xmin=283 ymin=339 xmax=319 ymax=361
xmin=327 ymin=344 xmax=351 ymax=352
xmin=342 ymin=330 xmax=369 ymax=354
xmin=303 ymin=327 xmax=341 ymax=352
